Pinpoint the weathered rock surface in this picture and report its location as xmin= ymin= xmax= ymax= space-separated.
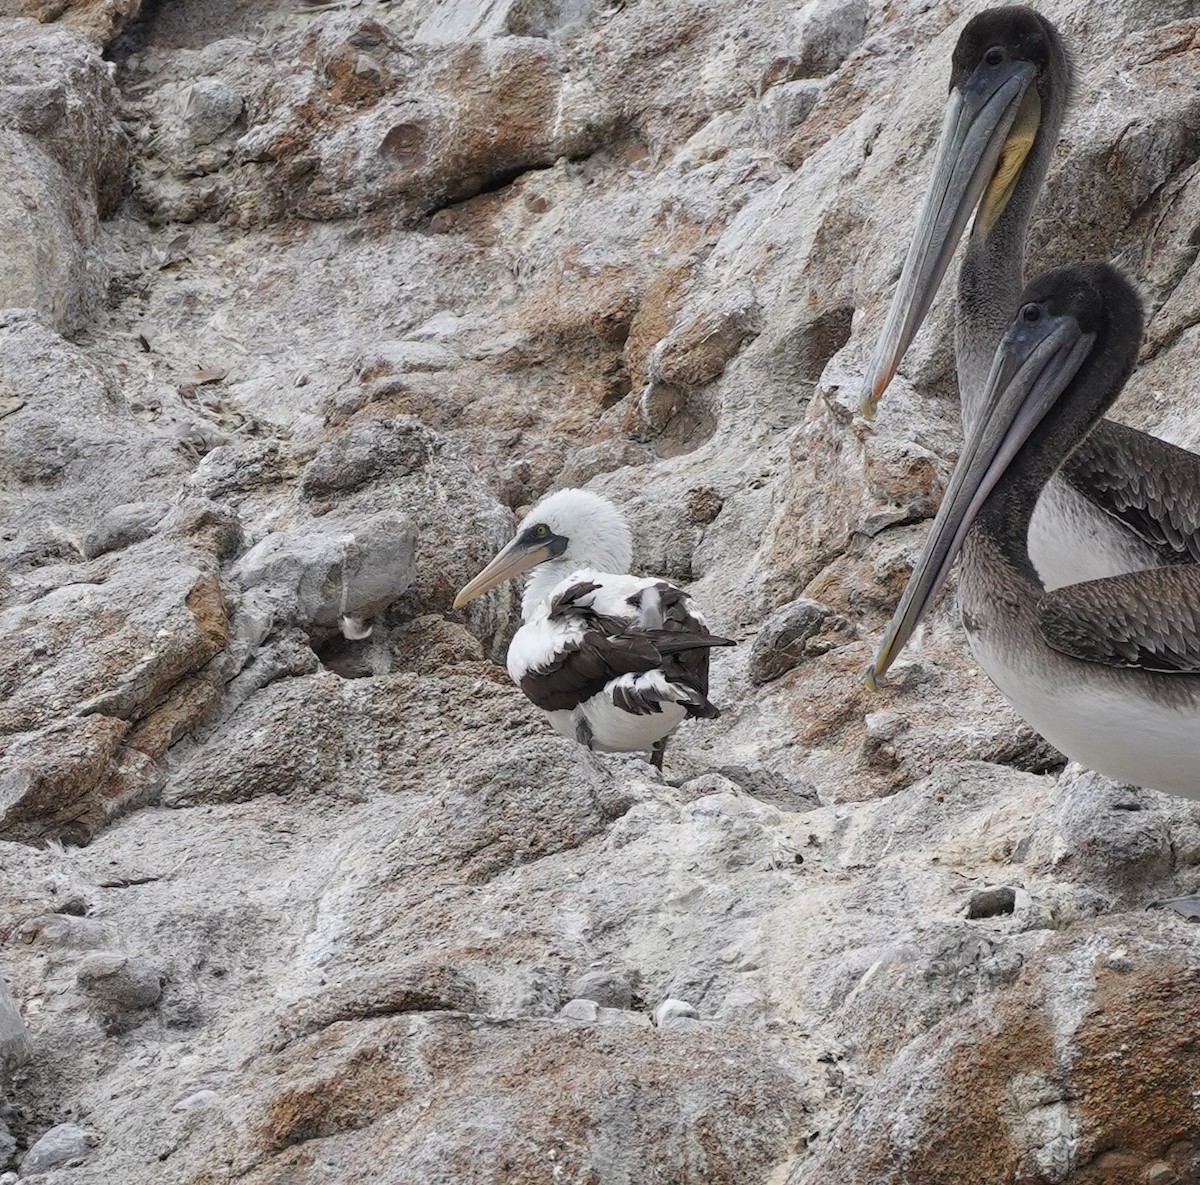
xmin=1 ymin=0 xmax=1199 ymax=1181
xmin=17 ymin=1122 xmax=90 ymax=1177
xmin=0 ymin=982 xmax=29 ymax=1093
xmin=0 ymin=25 xmax=128 ymax=332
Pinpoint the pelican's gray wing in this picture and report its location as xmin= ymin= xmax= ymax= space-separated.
xmin=1063 ymin=420 xmax=1200 ymax=564
xmin=1038 ymin=565 xmax=1200 ymax=673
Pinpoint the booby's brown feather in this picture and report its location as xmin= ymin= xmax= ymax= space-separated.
xmin=521 ymin=580 xmax=734 ymax=714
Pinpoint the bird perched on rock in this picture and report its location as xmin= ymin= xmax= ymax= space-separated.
xmin=862 ymin=5 xmax=1200 ymax=588
xmin=454 ymin=488 xmax=733 ymax=769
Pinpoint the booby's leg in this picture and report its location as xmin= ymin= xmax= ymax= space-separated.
xmin=1149 ymin=896 xmax=1200 ymax=922
xmin=650 ymin=739 xmax=667 ymax=772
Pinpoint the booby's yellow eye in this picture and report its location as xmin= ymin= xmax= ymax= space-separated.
xmin=535 ymin=525 xmax=550 ymax=538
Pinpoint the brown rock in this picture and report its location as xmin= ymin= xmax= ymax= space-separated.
xmin=0 ymin=547 xmax=229 ymax=841
xmin=232 ymin=1015 xmax=811 ymax=1182
xmin=8 ymin=0 xmax=144 ymax=44
xmin=0 ymin=716 xmax=128 ymax=844
xmin=815 ymin=917 xmax=1200 ymax=1182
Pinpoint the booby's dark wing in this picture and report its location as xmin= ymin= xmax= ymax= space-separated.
xmin=623 ymin=582 xmax=720 ymax=704
xmin=524 ymin=580 xmax=733 ymax=714
xmin=1039 ymin=565 xmax=1200 ymax=673
xmin=519 ymin=632 xmax=666 ymax=712
xmin=1063 ymin=420 xmax=1200 ymax=565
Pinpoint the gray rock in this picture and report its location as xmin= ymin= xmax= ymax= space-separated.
xmin=0 ymin=980 xmax=30 ymax=1092
xmin=181 ymin=441 xmax=289 ymax=502
xmin=18 ymin=1124 xmax=90 ymax=1177
xmin=1049 ymin=770 xmax=1174 ymax=901
xmin=794 ymin=0 xmax=868 ymax=77
xmin=18 ymin=915 xmax=112 ymax=951
xmin=570 ymin=970 xmax=633 ymax=1010
xmin=559 ymin=997 xmax=600 ymax=1021
xmin=758 ymin=79 xmax=822 ymax=139
xmin=716 ymin=765 xmax=820 ymax=811
xmin=80 ymin=502 xmax=170 ymax=560
xmin=232 ymin=511 xmax=417 ymax=633
xmin=300 ymin=419 xmax=429 ymax=500
xmin=651 ymin=998 xmax=699 ymax=1028
xmin=179 ymin=79 xmax=244 ymax=146
xmin=0 ymin=28 xmax=128 ymax=334
xmin=965 ymin=886 xmax=1017 ymax=921
xmin=75 ymin=953 xmax=165 ymax=1013
xmin=357 ymin=340 xmax=460 ymax=375
xmin=748 ymin=597 xmax=853 ymax=684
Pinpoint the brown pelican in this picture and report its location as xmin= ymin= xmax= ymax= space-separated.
xmin=861 ymin=6 xmax=1200 ymax=588
xmin=454 ymin=488 xmax=733 ymax=769
xmin=868 ymin=262 xmax=1200 ymax=804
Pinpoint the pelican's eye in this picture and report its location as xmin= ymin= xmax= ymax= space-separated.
xmin=1020 ymin=303 xmax=1043 ymax=324
xmin=984 ymin=46 xmax=1005 ymax=67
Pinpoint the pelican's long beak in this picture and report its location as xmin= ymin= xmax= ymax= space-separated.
xmin=861 ymin=58 xmax=1040 ymax=418
xmin=865 ymin=309 xmax=1094 ymax=687
xmin=453 ymin=536 xmax=554 ymax=608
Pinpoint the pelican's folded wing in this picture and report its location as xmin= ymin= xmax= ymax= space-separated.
xmin=1064 ymin=420 xmax=1200 ymax=564
xmin=1039 ymin=565 xmax=1200 ymax=673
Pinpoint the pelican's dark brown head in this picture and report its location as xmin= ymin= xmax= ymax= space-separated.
xmin=860 ymin=7 xmax=1071 ymax=416
xmin=951 ymin=7 xmax=1065 ymax=94
xmin=1009 ymin=262 xmax=1144 ymax=427
xmin=866 ymin=260 xmax=1141 ymax=686
xmin=950 ymin=6 xmax=1070 ymax=236
xmin=1019 ymin=262 xmax=1140 ymax=335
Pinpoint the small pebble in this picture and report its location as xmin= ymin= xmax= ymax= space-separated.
xmin=559 ymin=998 xmax=600 ymax=1022
xmin=76 ymin=952 xmax=165 ymax=1010
xmin=1103 ymin=948 xmax=1132 ymax=973
xmin=19 ymin=915 xmax=110 ymax=950
xmin=172 ymin=1090 xmax=221 ymax=1112
xmin=1147 ymin=1163 xmax=1179 ymax=1185
xmin=965 ymin=886 xmax=1017 ymax=920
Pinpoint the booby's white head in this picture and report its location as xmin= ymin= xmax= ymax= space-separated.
xmin=453 ymin=488 xmax=633 ymax=613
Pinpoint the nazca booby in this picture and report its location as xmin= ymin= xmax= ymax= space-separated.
xmin=454 ymin=489 xmax=733 ymax=768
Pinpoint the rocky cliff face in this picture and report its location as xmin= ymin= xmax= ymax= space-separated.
xmin=1 ymin=0 xmax=1199 ymax=1181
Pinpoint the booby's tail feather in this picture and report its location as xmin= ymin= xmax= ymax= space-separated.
xmin=641 ymin=630 xmax=737 ymax=654
xmin=610 ymin=670 xmax=721 ymax=718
